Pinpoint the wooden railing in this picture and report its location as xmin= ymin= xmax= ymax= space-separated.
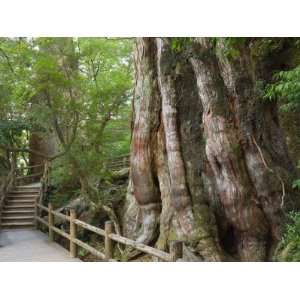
xmin=105 ymin=154 xmax=130 ymax=172
xmin=35 ymin=203 xmax=183 ymax=262
xmin=0 ymin=160 xmax=47 ymax=230
xmin=2 ymin=156 xmax=183 ymax=262
xmin=0 ymin=160 xmax=17 ymax=228
xmin=15 ymin=163 xmax=44 ymax=186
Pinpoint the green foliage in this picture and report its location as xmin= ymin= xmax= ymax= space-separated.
xmin=264 ymin=65 xmax=300 ymax=111
xmin=171 ymin=38 xmax=193 ymax=53
xmin=210 ymin=37 xmax=247 ymax=59
xmin=78 ymin=248 xmax=89 ymax=258
xmin=292 ymin=179 xmax=300 ymax=190
xmin=221 ymin=37 xmax=247 ymax=58
xmin=250 ymin=38 xmax=285 ymax=61
xmin=0 ymin=119 xmax=29 ymax=145
xmin=264 ymin=63 xmax=300 ymax=195
xmin=276 ymin=212 xmax=300 ymax=261
xmin=292 ymin=160 xmax=300 ymax=191
xmin=0 ymin=37 xmax=133 ymax=208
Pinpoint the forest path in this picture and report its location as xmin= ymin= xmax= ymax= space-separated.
xmin=0 ymin=229 xmax=81 ymax=262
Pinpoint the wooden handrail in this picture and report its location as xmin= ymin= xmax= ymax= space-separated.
xmin=74 ymin=219 xmax=105 ymax=236
xmin=108 ymin=233 xmax=172 ymax=261
xmin=16 ymin=172 xmax=43 ymax=180
xmin=31 ymin=158 xmax=183 ymax=261
xmin=52 ymin=210 xmax=70 ymax=221
xmin=37 ymin=203 xmax=49 ymax=212
xmin=35 ymin=202 xmax=183 ymax=262
xmin=0 ymin=176 xmax=14 ymax=228
xmin=0 ymin=159 xmax=17 ymax=230
xmin=104 ymin=154 xmax=130 ymax=172
xmin=36 ymin=216 xmax=49 ymax=227
xmin=2 ymin=159 xmax=183 ymax=261
xmin=18 ymin=164 xmax=44 ymax=170
xmin=73 ymin=238 xmax=107 ymax=260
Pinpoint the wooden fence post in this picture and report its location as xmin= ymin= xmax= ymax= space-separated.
xmin=48 ymin=203 xmax=54 ymax=242
xmin=170 ymin=241 xmax=183 ymax=262
xmin=34 ymin=200 xmax=39 ymax=230
xmin=105 ymin=221 xmax=114 ymax=260
xmin=70 ymin=208 xmax=77 ymax=258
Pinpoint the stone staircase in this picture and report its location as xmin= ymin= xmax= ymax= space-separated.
xmin=1 ymin=185 xmax=40 ymax=229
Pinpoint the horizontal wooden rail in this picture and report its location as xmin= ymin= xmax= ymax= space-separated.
xmin=108 ymin=233 xmax=172 ymax=261
xmin=35 ymin=202 xmax=183 ymax=262
xmin=74 ymin=219 xmax=105 ymax=236
xmin=37 ymin=203 xmax=49 ymax=212
xmin=107 ymin=160 xmax=130 ymax=165
xmin=36 ymin=216 xmax=49 ymax=227
xmin=73 ymin=238 xmax=106 ymax=260
xmin=52 ymin=210 xmax=70 ymax=221
xmin=105 ymin=154 xmax=130 ymax=171
xmin=52 ymin=225 xmax=70 ymax=240
xmin=16 ymin=172 xmax=43 ymax=180
xmin=106 ymin=154 xmax=130 ymax=160
xmin=18 ymin=164 xmax=44 ymax=170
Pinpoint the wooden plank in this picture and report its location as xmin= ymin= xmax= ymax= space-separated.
xmin=73 ymin=238 xmax=106 ymax=260
xmin=51 ymin=225 xmax=70 ymax=240
xmin=169 ymin=241 xmax=183 ymax=261
xmin=52 ymin=210 xmax=70 ymax=221
xmin=48 ymin=204 xmax=54 ymax=242
xmin=18 ymin=164 xmax=44 ymax=170
xmin=109 ymin=233 xmax=171 ymax=261
xmin=36 ymin=216 xmax=49 ymax=227
xmin=74 ymin=219 xmax=105 ymax=237
xmin=16 ymin=172 xmax=43 ymax=180
xmin=105 ymin=221 xmax=114 ymax=260
xmin=37 ymin=203 xmax=49 ymax=212
xmin=34 ymin=202 xmax=38 ymax=229
xmin=70 ymin=209 xmax=77 ymax=258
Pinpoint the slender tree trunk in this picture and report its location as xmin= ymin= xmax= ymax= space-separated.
xmin=124 ymin=37 xmax=299 ymax=261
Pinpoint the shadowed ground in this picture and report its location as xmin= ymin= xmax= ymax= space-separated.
xmin=0 ymin=229 xmax=81 ymax=262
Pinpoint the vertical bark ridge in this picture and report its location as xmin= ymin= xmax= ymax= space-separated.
xmin=156 ymin=38 xmax=223 ymax=261
xmin=156 ymin=38 xmax=194 ymax=235
xmin=130 ymin=38 xmax=161 ymax=243
xmin=190 ymin=39 xmax=269 ymax=261
xmin=216 ymin=39 xmax=299 ymax=256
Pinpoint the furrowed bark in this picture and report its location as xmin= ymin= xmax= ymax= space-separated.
xmin=190 ymin=40 xmax=268 ymax=260
xmin=130 ymin=38 xmax=161 ymax=244
xmin=125 ymin=38 xmax=223 ymax=260
xmin=125 ymin=37 xmax=299 ymax=261
xmin=156 ymin=38 xmax=194 ymax=235
xmin=156 ymin=38 xmax=223 ymax=260
xmin=190 ymin=38 xmax=298 ymax=260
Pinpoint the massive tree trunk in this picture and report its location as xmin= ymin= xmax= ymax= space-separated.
xmin=28 ymin=131 xmax=57 ymax=175
xmin=123 ymin=37 xmax=299 ymax=261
